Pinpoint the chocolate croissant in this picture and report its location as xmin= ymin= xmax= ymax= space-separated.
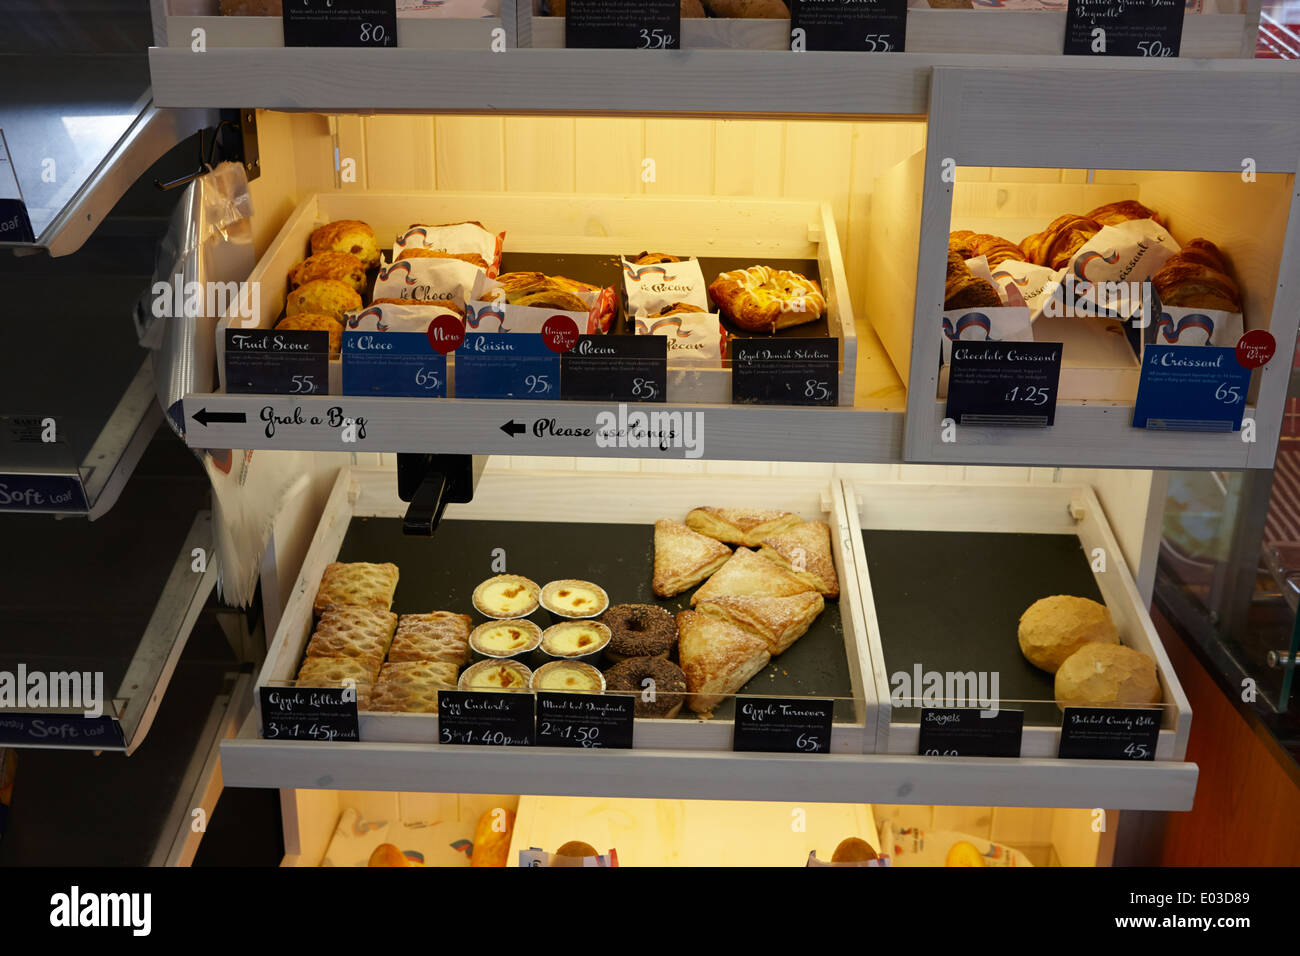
xmin=1084 ymin=200 xmax=1164 ymax=228
xmin=971 ymin=234 xmax=1025 ymax=269
xmin=948 ymin=230 xmax=979 ymax=259
xmin=944 ymin=250 xmax=1001 ymax=310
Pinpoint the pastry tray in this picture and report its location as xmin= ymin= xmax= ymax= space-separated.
xmin=839 ymin=479 xmax=1192 ymax=759
xmin=255 ymin=467 xmax=875 ymax=753
xmin=216 ymin=190 xmax=856 ymax=406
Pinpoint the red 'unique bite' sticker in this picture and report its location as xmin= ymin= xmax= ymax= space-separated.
xmin=427 ymin=313 xmax=464 ymax=354
xmin=542 ymin=315 xmax=580 ymax=353
xmin=1235 ymin=329 xmax=1276 ymax=369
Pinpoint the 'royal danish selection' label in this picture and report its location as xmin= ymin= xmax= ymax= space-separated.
xmin=1131 ymin=344 xmax=1248 ymax=432
xmin=732 ymin=339 xmax=838 ymax=407
xmin=945 ymin=341 xmax=1062 ymax=427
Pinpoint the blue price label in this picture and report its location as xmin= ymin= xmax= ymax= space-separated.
xmin=341 ymin=331 xmax=446 ymax=398
xmin=454 ymin=333 xmax=561 ymax=400
xmin=1132 ymin=345 xmax=1249 ymax=431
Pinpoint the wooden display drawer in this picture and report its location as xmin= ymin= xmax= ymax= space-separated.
xmin=521 ymin=3 xmax=1255 ymax=57
xmin=163 ymin=0 xmax=510 ymax=49
xmin=255 ymin=467 xmax=874 ymax=752
xmin=840 ymin=479 xmax=1193 ymax=760
xmin=218 ymin=190 xmax=855 ymax=406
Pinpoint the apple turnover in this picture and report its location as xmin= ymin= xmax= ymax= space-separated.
xmin=690 ymin=546 xmax=815 ymax=606
xmin=677 ymin=610 xmax=771 ymax=716
xmin=758 ymin=521 xmax=839 ymax=599
xmin=684 ymin=507 xmax=802 ymax=547
xmin=695 ymin=592 xmax=824 ymax=657
xmin=653 ymin=518 xmax=731 ymax=597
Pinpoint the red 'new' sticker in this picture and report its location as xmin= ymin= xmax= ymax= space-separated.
xmin=542 ymin=315 xmax=580 ymax=353
xmin=1235 ymin=329 xmax=1275 ymax=369
xmin=427 ymin=313 xmax=464 ymax=354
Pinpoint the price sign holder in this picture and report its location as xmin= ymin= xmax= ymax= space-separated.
xmin=790 ymin=0 xmax=907 ymax=52
xmin=535 ymin=692 xmax=635 ymax=749
xmin=0 ymin=713 xmax=125 ymax=748
xmin=731 ymin=338 xmax=838 ymax=406
xmin=0 ymin=128 xmax=35 ymax=244
xmin=282 ymin=0 xmax=397 ymax=47
xmin=732 ymin=697 xmax=834 ymax=753
xmin=1064 ymin=0 xmax=1184 ymax=57
xmin=1058 ymin=706 xmax=1160 ymax=760
xmin=565 ymin=0 xmax=680 ymax=49
xmin=1131 ymin=344 xmax=1248 ymax=431
xmin=945 ymin=341 xmax=1062 ymax=426
xmin=917 ymin=708 xmax=1024 ymax=758
xmin=225 ymin=328 xmax=331 ymax=396
xmin=259 ymin=686 xmax=360 ymax=742
xmin=438 ymin=690 xmax=535 ymax=747
xmin=0 ymin=474 xmax=88 ymax=513
xmin=454 ymin=333 xmax=560 ymax=400
xmin=341 ymin=331 xmax=447 ymax=398
xmin=560 ymin=335 xmax=667 ymax=402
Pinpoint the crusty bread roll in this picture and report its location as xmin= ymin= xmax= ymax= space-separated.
xmin=1018 ymin=595 xmax=1118 ymax=674
xmin=1054 ymin=643 xmax=1162 ymax=711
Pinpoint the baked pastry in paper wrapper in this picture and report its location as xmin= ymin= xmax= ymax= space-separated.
xmin=392 ymin=221 xmax=504 ymax=278
xmin=345 ymin=301 xmax=462 ymax=334
xmin=466 ymin=272 xmax=617 ymax=335
xmin=373 ymin=255 xmax=482 ymax=308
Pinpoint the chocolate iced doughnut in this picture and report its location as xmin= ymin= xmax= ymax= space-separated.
xmin=600 ymin=603 xmax=677 ymax=663
xmin=603 ymin=657 xmax=686 ymax=719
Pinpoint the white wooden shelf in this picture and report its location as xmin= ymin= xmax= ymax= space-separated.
xmin=147 ymin=48 xmax=1300 ymax=115
xmin=219 ymin=712 xmax=1197 ymax=809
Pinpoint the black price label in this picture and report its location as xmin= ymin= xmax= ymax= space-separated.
xmin=1064 ymin=0 xmax=1184 ymax=57
xmin=733 ymin=697 xmax=834 ymax=754
xmin=1058 ymin=706 xmax=1160 ymax=760
xmin=536 ymin=692 xmax=635 ymax=749
xmin=438 ymin=690 xmax=535 ymax=747
xmin=565 ymin=0 xmax=679 ymax=49
xmin=225 ymin=329 xmax=331 ymax=396
xmin=560 ymin=335 xmax=667 ymax=402
xmin=259 ymin=686 xmax=360 ymax=742
xmin=731 ymin=338 xmax=838 ymax=406
xmin=945 ymin=340 xmax=1062 ymax=426
xmin=918 ymin=708 xmax=1024 ymax=758
xmin=282 ymin=0 xmax=397 ymax=47
xmin=790 ymin=0 xmax=907 ymax=52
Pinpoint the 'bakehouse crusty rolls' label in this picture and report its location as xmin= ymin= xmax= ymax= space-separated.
xmin=622 ymin=255 xmax=709 ymax=318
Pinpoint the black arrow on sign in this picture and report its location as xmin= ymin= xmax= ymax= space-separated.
xmin=500 ymin=420 xmax=526 ymax=437
xmin=191 ymin=408 xmax=248 ymax=427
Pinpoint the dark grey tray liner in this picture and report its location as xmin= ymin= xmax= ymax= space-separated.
xmin=337 ymin=516 xmax=854 ymax=722
xmin=499 ymin=251 xmax=828 ymax=341
xmin=862 ymin=529 xmax=1103 ymax=727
